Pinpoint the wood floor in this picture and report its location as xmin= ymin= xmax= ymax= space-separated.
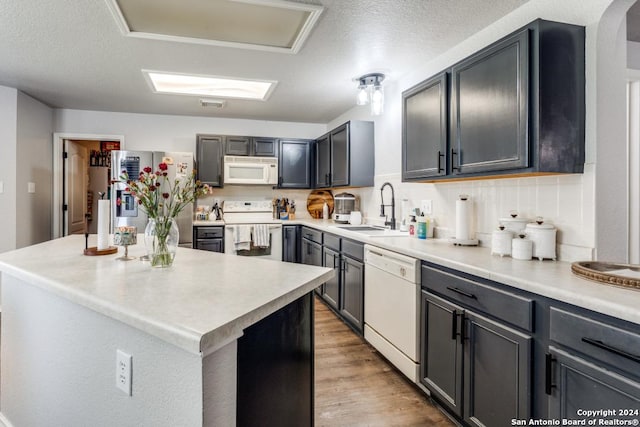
xmin=314 ymin=297 xmax=455 ymax=427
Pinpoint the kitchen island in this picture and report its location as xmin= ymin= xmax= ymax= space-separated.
xmin=0 ymin=235 xmax=333 ymax=427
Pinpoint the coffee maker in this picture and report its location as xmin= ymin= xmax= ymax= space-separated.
xmin=333 ymin=193 xmax=358 ymax=223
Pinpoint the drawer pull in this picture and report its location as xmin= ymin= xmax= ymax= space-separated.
xmin=545 ymin=353 xmax=556 ymax=395
xmin=451 ymin=310 xmax=459 ymax=340
xmin=446 ymin=286 xmax=477 ymax=300
xmin=581 ymin=338 xmax=640 ymax=363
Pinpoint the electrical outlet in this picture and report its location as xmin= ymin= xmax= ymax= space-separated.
xmin=28 ymin=182 xmax=35 ymax=193
xmin=421 ymin=200 xmax=433 ymax=215
xmin=116 ymin=349 xmax=132 ymax=396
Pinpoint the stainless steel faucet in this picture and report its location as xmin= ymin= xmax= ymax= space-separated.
xmin=380 ymin=182 xmax=396 ymax=230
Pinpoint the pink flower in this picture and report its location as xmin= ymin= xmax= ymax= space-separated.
xmin=143 ymin=166 xmax=152 ymax=174
xmin=162 ymin=193 xmax=170 ymax=199
xmin=155 ymin=182 xmax=161 ymax=187
xmin=158 ymin=163 xmax=168 ymax=171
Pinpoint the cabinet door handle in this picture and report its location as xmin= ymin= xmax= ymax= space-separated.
xmin=545 ymin=353 xmax=556 ymax=395
xmin=325 ymin=173 xmax=329 ymax=185
xmin=581 ymin=338 xmax=640 ymax=363
xmin=218 ymin=174 xmax=222 ymax=184
xmin=437 ymin=150 xmax=445 ymax=173
xmin=333 ymin=254 xmax=339 ymax=269
xmin=446 ymin=286 xmax=477 ymax=300
xmin=451 ymin=149 xmax=459 ymax=172
xmin=451 ymin=310 xmax=458 ymax=340
xmin=278 ymin=176 xmax=283 ymax=187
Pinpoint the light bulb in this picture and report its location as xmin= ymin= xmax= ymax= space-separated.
xmin=370 ymin=85 xmax=384 ymax=115
xmin=356 ymin=85 xmax=369 ymax=105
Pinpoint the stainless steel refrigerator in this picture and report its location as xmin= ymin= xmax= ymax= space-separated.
xmin=111 ymin=150 xmax=194 ymax=246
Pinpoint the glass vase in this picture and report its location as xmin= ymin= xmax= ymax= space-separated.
xmin=144 ymin=217 xmax=179 ymax=268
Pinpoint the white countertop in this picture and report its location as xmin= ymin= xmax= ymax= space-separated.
xmin=291 ymin=219 xmax=640 ymax=326
xmin=0 ymin=235 xmax=333 ymax=355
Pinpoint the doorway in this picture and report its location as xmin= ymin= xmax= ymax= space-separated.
xmin=52 ymin=133 xmax=124 ymax=238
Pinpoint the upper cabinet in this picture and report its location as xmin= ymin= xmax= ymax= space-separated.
xmin=402 ymin=73 xmax=448 ymax=180
xmin=451 ymin=29 xmax=529 ymax=175
xmin=225 ymin=136 xmax=278 ymax=157
xmin=278 ymin=139 xmax=313 ymax=189
xmin=402 ymin=19 xmax=585 ymax=182
xmin=315 ymin=120 xmax=374 ymax=188
xmin=196 ymin=134 xmax=224 ymax=187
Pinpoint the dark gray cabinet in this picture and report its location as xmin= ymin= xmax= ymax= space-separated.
xmin=314 ymin=121 xmax=374 ymax=188
xmin=402 ymin=72 xmax=448 ymax=180
xmin=402 ymin=19 xmax=585 ymax=182
xmin=340 ymin=254 xmax=364 ymax=331
xmin=320 ymin=233 xmax=364 ymax=333
xmin=315 ymin=133 xmax=331 ymax=188
xmin=322 ymin=247 xmax=340 ymax=310
xmin=546 ymin=306 xmax=640 ymax=419
xmin=463 ymin=311 xmax=531 ymax=427
xmin=421 ymin=265 xmax=533 ymax=425
xmin=451 ymin=29 xmax=529 ymax=175
xmin=196 ymin=135 xmax=224 ymax=187
xmin=547 ymin=347 xmax=640 ymax=420
xmin=225 ymin=136 xmax=277 ymax=157
xmin=282 ymin=225 xmax=299 ymax=263
xmin=301 ymin=228 xmax=323 ymax=295
xmin=421 ymin=292 xmax=464 ymax=417
xmin=279 ymin=139 xmax=312 ymax=189
xmin=193 ymin=226 xmax=224 ymax=253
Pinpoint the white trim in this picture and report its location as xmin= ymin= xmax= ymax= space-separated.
xmin=628 ymin=81 xmax=640 ymax=263
xmin=104 ymin=0 xmax=323 ymax=54
xmin=52 ymin=133 xmax=125 ymax=239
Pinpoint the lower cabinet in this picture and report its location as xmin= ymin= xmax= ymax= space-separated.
xmin=321 ymin=234 xmax=364 ymax=333
xmin=547 ymin=347 xmax=640 ymax=419
xmin=421 ymin=290 xmax=532 ymax=426
xmin=192 ymin=226 xmax=224 ymax=253
xmin=546 ymin=306 xmax=640 ymax=419
xmin=322 ymin=247 xmax=340 ymax=310
xmin=282 ymin=225 xmax=299 ymax=263
xmin=301 ymin=236 xmax=323 ymax=295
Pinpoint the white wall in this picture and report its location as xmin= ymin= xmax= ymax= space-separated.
xmin=0 ymin=87 xmax=17 ymax=254
xmin=54 ymin=109 xmax=327 ymax=153
xmin=328 ymin=0 xmax=629 ymax=262
xmin=16 ymin=91 xmax=54 ymax=248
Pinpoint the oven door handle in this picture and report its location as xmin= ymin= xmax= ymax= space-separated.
xmin=225 ymin=225 xmax=282 ymax=230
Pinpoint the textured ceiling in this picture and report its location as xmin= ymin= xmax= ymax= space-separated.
xmin=0 ymin=0 xmax=529 ymax=123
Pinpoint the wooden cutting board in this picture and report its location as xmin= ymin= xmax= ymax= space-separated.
xmin=307 ymin=190 xmax=334 ymax=219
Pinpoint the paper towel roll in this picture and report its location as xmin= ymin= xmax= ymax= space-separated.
xmin=455 ymin=197 xmax=471 ymax=240
xmin=97 ymin=200 xmax=110 ymax=250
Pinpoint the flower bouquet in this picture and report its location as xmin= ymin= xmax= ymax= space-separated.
xmin=120 ymin=163 xmax=210 ymax=267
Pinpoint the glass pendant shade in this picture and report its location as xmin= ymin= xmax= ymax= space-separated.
xmin=370 ymin=84 xmax=384 ymax=115
xmin=356 ymin=85 xmax=369 ymax=105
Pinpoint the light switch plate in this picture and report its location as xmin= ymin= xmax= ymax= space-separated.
xmin=28 ymin=182 xmax=35 ymax=193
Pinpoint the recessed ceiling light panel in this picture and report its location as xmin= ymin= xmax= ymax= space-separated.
xmin=143 ymin=70 xmax=277 ymax=101
xmin=106 ymin=0 xmax=324 ymax=54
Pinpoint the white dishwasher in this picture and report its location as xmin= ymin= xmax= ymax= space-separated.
xmin=364 ymin=245 xmax=420 ymax=383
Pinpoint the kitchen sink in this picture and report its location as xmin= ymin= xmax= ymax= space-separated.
xmin=334 ymin=225 xmax=408 ymax=237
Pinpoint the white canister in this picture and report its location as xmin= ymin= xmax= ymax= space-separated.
xmin=491 ymin=228 xmax=513 ymax=257
xmin=512 ymin=235 xmax=533 ymax=260
xmin=349 ymin=211 xmax=362 ymax=225
xmin=525 ymin=221 xmax=557 ymax=260
xmin=499 ymin=216 xmax=531 ymax=234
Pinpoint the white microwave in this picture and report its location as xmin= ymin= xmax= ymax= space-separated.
xmin=223 ymin=156 xmax=278 ymax=185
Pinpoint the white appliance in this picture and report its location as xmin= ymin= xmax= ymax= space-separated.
xmin=223 ymin=156 xmax=278 ymax=185
xmin=223 ymin=200 xmax=282 ymax=261
xmin=364 ymin=245 xmax=420 ymax=383
xmin=111 ymin=150 xmax=194 ymax=246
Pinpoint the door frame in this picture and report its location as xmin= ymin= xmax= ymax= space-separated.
xmin=52 ymin=133 xmax=125 ymax=238
xmin=628 ymin=75 xmax=640 ymax=263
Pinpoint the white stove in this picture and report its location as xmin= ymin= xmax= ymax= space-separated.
xmin=222 ymin=200 xmax=282 ymax=261
xmin=223 ymin=200 xmax=279 ymax=224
